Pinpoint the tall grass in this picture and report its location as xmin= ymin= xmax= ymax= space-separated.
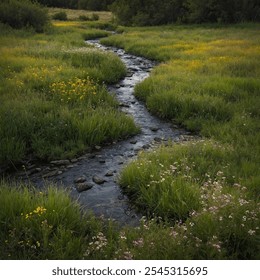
xmin=0 ymin=181 xmax=115 ymax=259
xmin=0 ymin=22 xmax=138 ymax=166
xmin=102 ymin=24 xmax=260 ymax=197
xmin=102 ymin=24 xmax=259 ymax=259
xmin=119 ymin=141 xmax=260 ymax=259
xmin=1 ymin=179 xmax=258 ymax=260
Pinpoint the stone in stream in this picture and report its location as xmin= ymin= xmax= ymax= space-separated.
xmin=105 ymin=170 xmax=114 ymax=177
xmin=119 ymin=103 xmax=130 ymax=108
xmin=154 ymin=137 xmax=163 ymax=142
xmin=142 ymin=144 xmax=150 ymax=149
xmin=43 ymin=170 xmax=61 ymax=178
xmin=74 ymin=176 xmax=86 ymax=184
xmin=76 ymin=182 xmax=94 ymax=193
xmin=93 ymin=175 xmax=107 ymax=185
xmin=150 ymin=127 xmax=159 ymax=132
xmin=130 ymin=139 xmax=137 ymax=144
xmin=50 ymin=160 xmax=70 ymax=166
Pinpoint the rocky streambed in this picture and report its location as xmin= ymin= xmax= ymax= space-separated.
xmin=12 ymin=40 xmax=195 ymax=226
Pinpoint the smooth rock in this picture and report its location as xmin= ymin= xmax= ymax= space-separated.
xmin=105 ymin=170 xmax=114 ymax=177
xmin=74 ymin=176 xmax=87 ymax=184
xmin=93 ymin=175 xmax=106 ymax=185
xmin=76 ymin=182 xmax=94 ymax=193
xmin=95 ymin=145 xmax=101 ymax=150
xmin=71 ymin=158 xmax=78 ymax=163
xmin=150 ymin=127 xmax=159 ymax=132
xmin=130 ymin=140 xmax=137 ymax=144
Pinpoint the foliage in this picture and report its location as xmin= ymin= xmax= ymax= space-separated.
xmin=111 ymin=0 xmax=260 ymax=25
xmin=79 ymin=15 xmax=89 ymax=21
xmin=0 ymin=182 xmax=109 ymax=259
xmin=78 ymin=0 xmax=115 ymax=11
xmin=1 ymin=180 xmax=259 ymax=260
xmin=119 ymin=141 xmax=260 ymax=259
xmin=36 ymin=0 xmax=116 ymax=11
xmin=0 ymin=23 xmax=138 ymax=165
xmin=52 ymin=11 xmax=68 ymax=20
xmin=0 ymin=0 xmax=49 ymax=32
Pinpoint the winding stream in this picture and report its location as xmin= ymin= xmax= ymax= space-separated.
xmin=14 ymin=40 xmax=190 ymax=226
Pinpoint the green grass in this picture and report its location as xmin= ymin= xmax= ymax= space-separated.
xmin=102 ymin=24 xmax=260 ymax=197
xmin=101 ymin=24 xmax=260 ymax=259
xmin=0 ymin=21 xmax=139 ymax=165
xmin=0 ymin=181 xmax=116 ymax=259
xmin=119 ymin=141 xmax=260 ymax=259
xmin=1 ymin=180 xmax=259 ymax=260
xmin=1 ymin=15 xmax=259 ymax=260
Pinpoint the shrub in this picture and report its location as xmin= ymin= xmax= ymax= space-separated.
xmin=78 ymin=15 xmax=89 ymax=21
xmin=0 ymin=0 xmax=49 ymax=32
xmin=91 ymin=13 xmax=99 ymax=21
xmin=52 ymin=11 xmax=68 ymax=21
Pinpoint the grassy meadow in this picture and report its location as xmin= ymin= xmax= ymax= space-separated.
xmin=0 ymin=8 xmax=259 ymax=260
xmin=0 ymin=20 xmax=139 ymax=166
xmin=101 ymin=24 xmax=260 ymax=197
xmin=102 ymin=24 xmax=260 ymax=258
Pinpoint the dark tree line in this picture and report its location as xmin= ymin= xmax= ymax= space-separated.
xmin=30 ymin=0 xmax=260 ymax=24
xmin=35 ymin=0 xmax=116 ymax=10
xmin=110 ymin=0 xmax=260 ymax=25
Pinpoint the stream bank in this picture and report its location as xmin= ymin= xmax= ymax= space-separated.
xmin=11 ymin=39 xmax=193 ymax=226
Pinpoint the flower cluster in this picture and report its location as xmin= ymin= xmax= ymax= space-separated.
xmin=84 ymin=232 xmax=108 ymax=257
xmin=50 ymin=77 xmax=97 ymax=104
xmin=21 ymin=206 xmax=47 ymax=220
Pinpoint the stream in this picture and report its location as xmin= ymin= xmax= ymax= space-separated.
xmin=14 ymin=40 xmax=191 ymax=226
